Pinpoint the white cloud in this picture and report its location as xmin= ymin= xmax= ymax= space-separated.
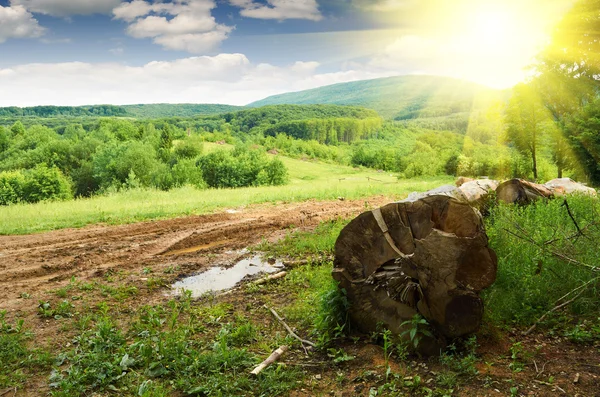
xmin=114 ymin=0 xmax=232 ymax=53
xmin=10 ymin=0 xmax=122 ymax=16
xmin=229 ymin=0 xmax=322 ymax=21
xmin=352 ymin=0 xmax=415 ymax=11
xmin=0 ymin=5 xmax=45 ymax=43
xmin=0 ymin=54 xmax=387 ymax=107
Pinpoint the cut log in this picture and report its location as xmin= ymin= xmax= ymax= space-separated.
xmin=250 ymin=345 xmax=289 ymax=375
xmin=544 ymin=178 xmax=597 ymax=197
xmin=496 ymin=179 xmax=554 ymax=204
xmin=404 ymin=179 xmax=498 ymax=209
xmin=332 ymin=195 xmax=497 ymax=354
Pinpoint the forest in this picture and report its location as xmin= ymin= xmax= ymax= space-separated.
xmin=1 ymin=1 xmax=599 ymax=208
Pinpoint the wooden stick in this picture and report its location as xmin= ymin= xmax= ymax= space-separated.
xmin=250 ymin=345 xmax=288 ymax=375
xmin=562 ymin=200 xmax=584 ymax=238
xmin=252 ymin=271 xmax=287 ymax=286
xmin=523 ymin=287 xmax=587 ymax=335
xmin=265 ymin=305 xmax=316 ymax=348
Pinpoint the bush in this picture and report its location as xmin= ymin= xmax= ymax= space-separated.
xmin=171 ymin=159 xmax=205 ymax=189
xmin=92 ymin=141 xmax=159 ymax=191
xmin=174 ymin=136 xmax=203 ymax=160
xmin=0 ymin=171 xmax=26 ymax=205
xmin=22 ymin=165 xmax=73 ymax=203
xmin=257 ymin=158 xmax=289 ymax=186
xmin=198 ymin=147 xmax=288 ymax=189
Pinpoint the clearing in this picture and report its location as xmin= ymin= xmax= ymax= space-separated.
xmin=1 ymin=197 xmax=599 ymax=396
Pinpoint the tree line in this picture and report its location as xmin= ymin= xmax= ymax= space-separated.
xmin=504 ymin=0 xmax=600 ymax=184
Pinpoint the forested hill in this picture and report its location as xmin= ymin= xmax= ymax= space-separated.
xmin=0 ymin=104 xmax=243 ymax=119
xmin=248 ymin=75 xmax=506 ymax=120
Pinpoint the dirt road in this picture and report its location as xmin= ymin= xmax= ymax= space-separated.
xmin=0 ymin=196 xmax=390 ymax=322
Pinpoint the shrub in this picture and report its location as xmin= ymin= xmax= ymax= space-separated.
xmin=174 ymin=136 xmax=203 ymax=160
xmin=22 ymin=165 xmax=73 ymax=203
xmin=92 ymin=141 xmax=158 ymax=191
xmin=198 ymin=147 xmax=287 ymax=189
xmin=171 ymin=159 xmax=205 ymax=189
xmin=0 ymin=171 xmax=26 ymax=205
xmin=256 ymin=158 xmax=289 ymax=186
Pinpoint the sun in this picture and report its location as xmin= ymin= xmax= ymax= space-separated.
xmin=447 ymin=5 xmax=547 ymax=88
xmin=474 ymin=9 xmax=514 ymax=45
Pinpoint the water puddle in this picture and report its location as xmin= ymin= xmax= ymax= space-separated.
xmin=171 ymin=255 xmax=284 ymax=297
xmin=162 ymin=239 xmax=230 ymax=256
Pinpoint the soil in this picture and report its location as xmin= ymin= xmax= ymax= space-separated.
xmin=1 ymin=196 xmax=599 ymax=396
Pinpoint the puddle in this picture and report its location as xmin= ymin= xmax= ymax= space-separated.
xmin=162 ymin=239 xmax=230 ymax=256
xmin=171 ymin=255 xmax=284 ymax=297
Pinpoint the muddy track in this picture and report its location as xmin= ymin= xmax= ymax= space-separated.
xmin=0 ymin=197 xmax=391 ymax=320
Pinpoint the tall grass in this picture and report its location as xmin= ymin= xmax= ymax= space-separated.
xmin=0 ymin=155 xmax=451 ymax=235
xmin=484 ymin=195 xmax=600 ymax=325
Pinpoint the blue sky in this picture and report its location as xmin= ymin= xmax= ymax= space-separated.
xmin=0 ymin=0 xmax=572 ymax=106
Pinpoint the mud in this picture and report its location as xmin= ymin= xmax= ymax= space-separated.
xmin=0 ymin=197 xmax=390 ymax=325
xmin=170 ymin=253 xmax=283 ymax=297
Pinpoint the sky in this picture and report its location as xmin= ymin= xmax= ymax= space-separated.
xmin=0 ymin=0 xmax=574 ymax=107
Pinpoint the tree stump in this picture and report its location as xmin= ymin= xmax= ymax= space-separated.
xmin=496 ymin=179 xmax=554 ymax=204
xmin=332 ymin=195 xmax=497 ymax=354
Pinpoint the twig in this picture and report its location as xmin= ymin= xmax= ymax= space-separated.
xmin=555 ymin=276 xmax=600 ymax=303
xmin=265 ymin=305 xmax=316 ymax=348
xmin=251 ymin=271 xmax=287 ymax=286
xmin=0 ymin=388 xmax=16 ymax=397
xmin=561 ymin=200 xmax=584 ymax=238
xmin=533 ymin=380 xmax=566 ymax=393
xmin=504 ymin=228 xmax=599 ymax=272
xmin=250 ymin=345 xmax=288 ymax=375
xmin=523 ymin=287 xmax=588 ymax=335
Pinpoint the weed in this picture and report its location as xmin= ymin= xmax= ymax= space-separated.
xmin=327 ymin=348 xmax=355 ymax=364
xmin=0 ymin=311 xmax=51 ymax=388
xmin=508 ymin=342 xmax=525 ymax=373
xmin=400 ymin=314 xmax=433 ymax=350
xmin=38 ymin=300 xmax=74 ymax=319
xmin=564 ymin=319 xmax=600 ymax=344
xmin=439 ymin=336 xmax=479 ymax=378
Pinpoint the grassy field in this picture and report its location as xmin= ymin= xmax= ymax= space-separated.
xmin=0 ymin=153 xmax=452 ymax=235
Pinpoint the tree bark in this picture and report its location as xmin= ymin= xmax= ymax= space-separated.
xmin=496 ymin=179 xmax=554 ymax=204
xmin=332 ymin=195 xmax=497 ymax=354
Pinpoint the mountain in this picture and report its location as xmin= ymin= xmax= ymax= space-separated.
xmin=0 ymin=103 xmax=244 ymax=119
xmin=248 ymin=75 xmax=507 ymax=120
xmin=122 ymin=104 xmax=243 ymax=118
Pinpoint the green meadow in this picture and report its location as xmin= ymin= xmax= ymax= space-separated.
xmin=0 ymin=153 xmax=451 ymax=235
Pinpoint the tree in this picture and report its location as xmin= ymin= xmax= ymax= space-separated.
xmin=0 ymin=126 xmax=8 ymax=153
xmin=10 ymin=121 xmax=25 ymax=137
xmin=504 ymin=83 xmax=549 ymax=181
xmin=533 ymin=0 xmax=600 ymax=180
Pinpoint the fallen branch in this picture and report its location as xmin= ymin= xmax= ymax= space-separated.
xmin=252 ymin=271 xmax=287 ymax=286
xmin=523 ymin=287 xmax=588 ymax=336
xmin=265 ymin=305 xmax=316 ymax=348
xmin=504 ymin=228 xmax=599 ymax=272
xmin=250 ymin=345 xmax=288 ymax=375
xmin=283 ymin=256 xmax=333 ymax=268
xmin=561 ymin=200 xmax=584 ymax=238
xmin=533 ymin=380 xmax=566 ymax=394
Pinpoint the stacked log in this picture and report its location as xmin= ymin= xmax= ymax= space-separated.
xmin=544 ymin=178 xmax=597 ymax=197
xmin=332 ymin=177 xmax=595 ymax=354
xmin=332 ymin=195 xmax=498 ymax=354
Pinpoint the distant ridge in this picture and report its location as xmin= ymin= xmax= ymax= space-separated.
xmin=0 ymin=103 xmax=244 ymax=119
xmin=248 ymin=75 xmax=506 ymax=120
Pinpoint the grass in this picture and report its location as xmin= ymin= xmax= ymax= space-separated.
xmin=0 ymin=152 xmax=451 ymax=235
xmin=484 ymin=195 xmax=600 ymax=326
xmin=0 ymin=311 xmax=52 ymax=388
